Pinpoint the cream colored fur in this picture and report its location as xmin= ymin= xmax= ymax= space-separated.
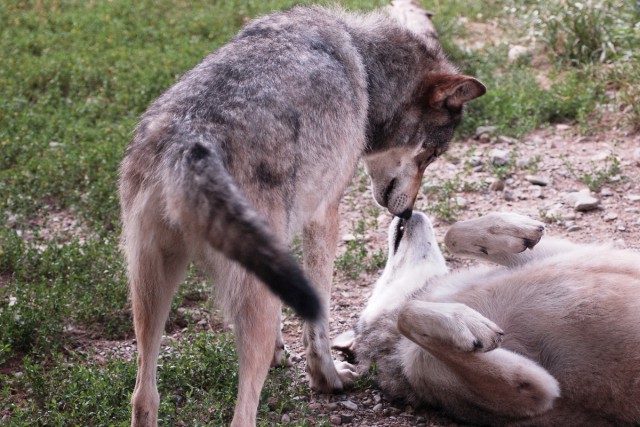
xmin=336 ymin=212 xmax=640 ymax=426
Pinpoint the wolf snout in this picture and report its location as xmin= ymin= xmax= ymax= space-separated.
xmin=398 ymin=208 xmax=412 ymax=220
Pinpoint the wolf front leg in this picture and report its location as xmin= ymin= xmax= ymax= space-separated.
xmin=397 ymin=300 xmax=560 ymax=420
xmin=302 ymin=202 xmax=358 ymax=391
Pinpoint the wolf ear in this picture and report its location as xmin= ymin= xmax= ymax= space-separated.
xmin=424 ymin=74 xmax=486 ymax=110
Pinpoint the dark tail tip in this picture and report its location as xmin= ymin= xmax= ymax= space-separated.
xmin=252 ymin=254 xmax=322 ymax=322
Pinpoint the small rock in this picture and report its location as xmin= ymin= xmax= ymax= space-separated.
xmin=618 ymin=225 xmax=627 ymax=232
xmin=373 ymin=403 xmax=383 ymax=412
xmin=281 ymin=414 xmax=291 ymax=423
xmin=627 ymin=195 xmax=640 ymax=202
xmin=468 ymin=156 xmax=482 ymax=167
xmin=489 ymin=179 xmax=505 ymax=192
xmin=340 ymin=400 xmax=358 ymax=411
xmin=327 ymin=402 xmax=339 ymax=411
xmin=497 ymin=135 xmax=518 ymax=145
xmin=342 ymin=233 xmax=356 ymax=242
xmin=508 ymin=45 xmax=529 ymax=62
xmin=555 ymin=124 xmax=571 ymax=131
xmin=603 ymin=212 xmax=618 ymax=222
xmin=490 ymin=149 xmax=510 ymax=166
xmin=600 ymin=187 xmax=614 ymax=197
xmin=525 ymin=175 xmax=549 ymax=186
xmin=503 ymin=190 xmax=515 ymax=201
xmin=634 ymin=148 xmax=640 ymax=166
xmin=373 ymin=394 xmax=382 ymax=404
xmin=567 ymin=225 xmax=582 ymax=232
xmin=474 ymin=125 xmax=497 ymax=139
xmin=455 ymin=197 xmax=468 ymax=208
xmin=567 ymin=190 xmax=600 ymax=212
xmin=340 ymin=412 xmax=355 ymax=423
xmin=330 ymin=415 xmax=342 ymax=425
xmin=308 ymin=402 xmax=322 ymax=410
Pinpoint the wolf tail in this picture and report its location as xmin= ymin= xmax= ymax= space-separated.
xmin=164 ymin=135 xmax=321 ymax=322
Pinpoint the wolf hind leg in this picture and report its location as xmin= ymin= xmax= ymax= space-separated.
xmin=126 ymin=214 xmax=189 ymax=427
xmin=397 ymin=300 xmax=560 ymax=419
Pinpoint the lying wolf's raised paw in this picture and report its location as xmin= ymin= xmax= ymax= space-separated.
xmin=445 ymin=212 xmax=545 ymax=258
xmin=398 ymin=301 xmax=504 ymax=353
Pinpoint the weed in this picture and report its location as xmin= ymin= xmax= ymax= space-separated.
xmin=563 ymin=154 xmax=623 ymax=192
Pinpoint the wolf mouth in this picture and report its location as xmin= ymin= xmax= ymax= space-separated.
xmin=393 ymin=217 xmax=406 ymax=255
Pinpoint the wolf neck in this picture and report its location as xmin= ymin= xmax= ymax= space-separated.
xmin=343 ymin=13 xmax=457 ymax=153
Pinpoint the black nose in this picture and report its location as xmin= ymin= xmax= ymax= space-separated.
xmin=398 ymin=209 xmax=413 ymax=220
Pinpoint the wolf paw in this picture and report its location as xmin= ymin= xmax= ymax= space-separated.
xmin=307 ymin=358 xmax=356 ymax=392
xmin=455 ymin=308 xmax=504 ymax=353
xmin=445 ymin=212 xmax=545 ymax=258
xmin=399 ymin=301 xmax=504 ymax=353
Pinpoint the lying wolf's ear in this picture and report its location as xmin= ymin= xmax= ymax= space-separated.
xmin=423 ymin=74 xmax=486 ymax=110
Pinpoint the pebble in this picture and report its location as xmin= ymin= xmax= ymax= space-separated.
xmin=330 ymin=415 xmax=342 ymax=425
xmin=474 ymin=125 xmax=497 ymax=139
xmin=340 ymin=412 xmax=355 ymax=423
xmin=281 ymin=414 xmax=290 ymax=423
xmin=503 ymin=190 xmax=515 ymax=201
xmin=525 ymin=175 xmax=549 ymax=186
xmin=373 ymin=403 xmax=383 ymax=412
xmin=627 ymin=195 xmax=640 ymax=202
xmin=507 ymin=45 xmax=529 ymax=62
xmin=340 ymin=400 xmax=358 ymax=411
xmin=634 ymin=148 xmax=640 ymax=166
xmin=567 ymin=190 xmax=600 ymax=212
xmin=600 ymin=187 xmax=614 ymax=197
xmin=567 ymin=225 xmax=582 ymax=232
xmin=489 ymin=179 xmax=505 ymax=191
xmin=490 ymin=149 xmax=510 ymax=166
xmin=497 ymin=135 xmax=518 ymax=145
xmin=604 ymin=212 xmax=618 ymax=222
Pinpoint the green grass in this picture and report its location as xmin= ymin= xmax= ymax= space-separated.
xmin=1 ymin=0 xmax=639 ymax=424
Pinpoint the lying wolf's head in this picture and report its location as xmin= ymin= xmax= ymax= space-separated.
xmin=364 ymin=74 xmax=485 ymax=218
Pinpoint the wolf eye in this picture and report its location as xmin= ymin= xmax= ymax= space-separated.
xmin=393 ymin=219 xmax=406 ymax=254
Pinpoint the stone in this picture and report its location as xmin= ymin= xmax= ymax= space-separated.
xmin=340 ymin=412 xmax=355 ymax=423
xmin=567 ymin=225 xmax=582 ymax=232
xmin=503 ymin=190 xmax=515 ymax=201
xmin=474 ymin=125 xmax=497 ymax=139
xmin=329 ymin=415 xmax=342 ymax=425
xmin=525 ymin=175 xmax=549 ymax=186
xmin=490 ymin=149 xmax=510 ymax=166
xmin=497 ymin=135 xmax=518 ymax=145
xmin=508 ymin=45 xmax=529 ymax=62
xmin=489 ymin=179 xmax=505 ymax=191
xmin=627 ymin=195 xmax=640 ymax=202
xmin=281 ymin=414 xmax=291 ymax=423
xmin=567 ymin=190 xmax=600 ymax=212
xmin=603 ymin=212 xmax=618 ymax=222
xmin=340 ymin=400 xmax=358 ymax=411
xmin=600 ymin=187 xmax=614 ymax=197
xmin=373 ymin=403 xmax=383 ymax=412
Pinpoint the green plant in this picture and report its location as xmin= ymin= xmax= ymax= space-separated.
xmin=563 ymin=154 xmax=623 ymax=192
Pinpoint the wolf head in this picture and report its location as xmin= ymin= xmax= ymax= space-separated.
xmin=364 ymin=74 xmax=485 ymax=218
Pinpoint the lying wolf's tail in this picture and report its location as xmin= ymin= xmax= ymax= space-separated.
xmin=167 ymin=136 xmax=321 ymax=322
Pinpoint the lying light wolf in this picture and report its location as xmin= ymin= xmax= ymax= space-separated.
xmin=334 ymin=212 xmax=640 ymax=426
xmin=119 ymin=1 xmax=485 ymax=426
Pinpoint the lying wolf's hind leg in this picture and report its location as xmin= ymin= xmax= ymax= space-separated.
xmin=398 ymin=300 xmax=560 ymax=419
xmin=444 ymin=212 xmax=545 ymax=267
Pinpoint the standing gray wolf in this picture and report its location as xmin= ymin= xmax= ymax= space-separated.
xmin=118 ymin=1 xmax=485 ymax=425
xmin=334 ymin=212 xmax=640 ymax=426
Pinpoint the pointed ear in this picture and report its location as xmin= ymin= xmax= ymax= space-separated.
xmin=424 ymin=74 xmax=486 ymax=110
